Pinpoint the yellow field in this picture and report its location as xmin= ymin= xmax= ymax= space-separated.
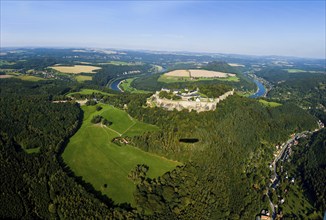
xmin=228 ymin=63 xmax=245 ymax=67
xmin=0 ymin=75 xmax=14 ymax=79
xmin=165 ymin=69 xmax=235 ymax=78
xmin=50 ymin=65 xmax=101 ymax=74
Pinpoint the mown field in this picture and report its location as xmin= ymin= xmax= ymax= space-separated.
xmin=50 ymin=65 xmax=101 ymax=74
xmin=62 ymin=104 xmax=181 ymax=205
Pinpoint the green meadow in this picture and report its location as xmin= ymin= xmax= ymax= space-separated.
xmin=67 ymin=89 xmax=114 ymax=97
xmin=284 ymin=69 xmax=306 ymax=73
xmin=75 ymin=75 xmax=92 ymax=82
xmin=62 ymin=104 xmax=181 ymax=205
xmin=259 ymin=99 xmax=282 ymax=107
xmin=120 ymin=78 xmax=149 ymax=93
xmin=17 ymin=75 xmax=45 ymax=81
xmin=24 ymin=147 xmax=40 ymax=154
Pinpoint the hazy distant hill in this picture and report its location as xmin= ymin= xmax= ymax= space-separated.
xmin=204 ymin=61 xmax=240 ymax=74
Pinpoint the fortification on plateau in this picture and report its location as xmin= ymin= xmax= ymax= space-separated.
xmin=147 ymin=88 xmax=234 ymax=112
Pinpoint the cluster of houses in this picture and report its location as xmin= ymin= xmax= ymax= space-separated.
xmin=256 ymin=209 xmax=271 ymax=220
xmin=122 ymin=70 xmax=141 ymax=75
xmin=147 ymin=88 xmax=234 ymax=112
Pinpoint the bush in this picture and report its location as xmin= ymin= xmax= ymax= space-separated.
xmin=91 ymin=115 xmax=103 ymax=124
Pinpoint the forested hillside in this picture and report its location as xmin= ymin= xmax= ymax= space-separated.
xmin=0 ymin=80 xmax=134 ymax=219
xmin=278 ymin=129 xmax=326 ymax=218
xmin=0 ymin=77 xmax=318 ymax=219
xmin=124 ymin=95 xmax=317 ymax=219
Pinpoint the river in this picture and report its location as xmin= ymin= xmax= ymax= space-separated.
xmin=110 ymin=78 xmax=124 ymax=92
xmin=250 ymin=79 xmax=266 ymax=98
xmin=111 ymin=68 xmax=266 ymax=97
xmin=110 ymin=66 xmax=166 ymax=92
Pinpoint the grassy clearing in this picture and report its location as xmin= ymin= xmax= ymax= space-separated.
xmin=75 ymin=75 xmax=92 ymax=82
xmin=16 ymin=75 xmax=45 ymax=81
xmin=63 ymin=104 xmax=180 ymax=205
xmin=120 ymin=78 xmax=150 ymax=93
xmin=236 ymin=91 xmax=253 ymax=97
xmin=67 ymin=89 xmax=114 ymax=97
xmin=284 ymin=69 xmax=307 ymax=73
xmin=259 ymin=99 xmax=282 ymax=107
xmin=50 ymin=65 xmax=101 ymax=74
xmin=24 ymin=147 xmax=40 ymax=154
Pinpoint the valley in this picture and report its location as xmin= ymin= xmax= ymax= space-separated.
xmin=0 ymin=48 xmax=325 ymax=219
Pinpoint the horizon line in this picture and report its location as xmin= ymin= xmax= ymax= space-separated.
xmin=1 ymin=45 xmax=325 ymax=60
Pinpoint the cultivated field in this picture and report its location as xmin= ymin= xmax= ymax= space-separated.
xmin=75 ymin=75 xmax=92 ymax=82
xmin=0 ymin=75 xmax=14 ymax=79
xmin=165 ymin=70 xmax=191 ymax=77
xmin=50 ymin=65 xmax=101 ymax=74
xmin=164 ymin=69 xmax=235 ymax=78
xmin=62 ymin=104 xmax=180 ymax=205
xmin=159 ymin=69 xmax=239 ymax=83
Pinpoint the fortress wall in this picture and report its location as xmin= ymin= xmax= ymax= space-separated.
xmin=149 ymin=89 xmax=234 ymax=112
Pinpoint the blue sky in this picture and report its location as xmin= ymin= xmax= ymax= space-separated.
xmin=1 ymin=1 xmax=325 ymax=58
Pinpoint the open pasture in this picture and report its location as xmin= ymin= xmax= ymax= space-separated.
xmin=75 ymin=75 xmax=92 ymax=82
xmin=17 ymin=75 xmax=44 ymax=81
xmin=62 ymin=104 xmax=180 ymax=205
xmin=120 ymin=78 xmax=150 ymax=93
xmin=67 ymin=89 xmax=114 ymax=97
xmin=259 ymin=99 xmax=282 ymax=107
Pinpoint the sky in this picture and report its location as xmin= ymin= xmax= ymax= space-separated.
xmin=1 ymin=1 xmax=325 ymax=58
